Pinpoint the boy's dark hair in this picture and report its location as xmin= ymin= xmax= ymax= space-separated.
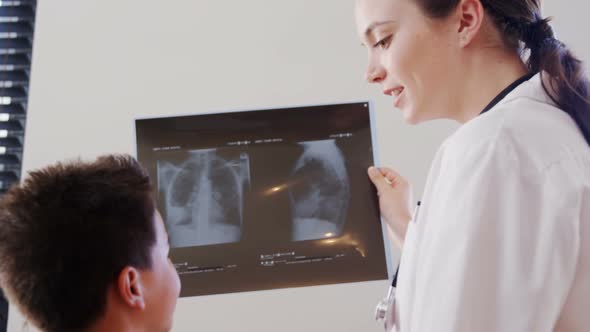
xmin=0 ymin=154 xmax=157 ymax=332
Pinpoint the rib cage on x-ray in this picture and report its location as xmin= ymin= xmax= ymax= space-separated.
xmin=288 ymin=140 xmax=350 ymax=241
xmin=158 ymin=149 xmax=250 ymax=248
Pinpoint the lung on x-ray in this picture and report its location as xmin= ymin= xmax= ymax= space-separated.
xmin=289 ymin=140 xmax=350 ymax=241
xmin=135 ymin=102 xmax=389 ymax=297
xmin=157 ymin=148 xmax=250 ymax=247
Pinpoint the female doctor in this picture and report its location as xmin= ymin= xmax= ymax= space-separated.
xmin=356 ymin=0 xmax=590 ymax=330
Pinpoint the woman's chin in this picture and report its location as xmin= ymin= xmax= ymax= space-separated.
xmin=402 ymin=107 xmax=422 ymax=125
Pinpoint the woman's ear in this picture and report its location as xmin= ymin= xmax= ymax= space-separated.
xmin=117 ymin=266 xmax=146 ymax=310
xmin=455 ymin=0 xmax=485 ymax=47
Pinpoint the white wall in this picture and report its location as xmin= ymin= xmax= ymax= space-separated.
xmin=8 ymin=1 xmax=590 ymax=331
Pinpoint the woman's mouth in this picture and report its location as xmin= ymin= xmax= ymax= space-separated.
xmin=384 ymin=86 xmax=405 ymax=108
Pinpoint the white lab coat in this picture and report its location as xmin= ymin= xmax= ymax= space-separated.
xmin=394 ymin=73 xmax=590 ymax=332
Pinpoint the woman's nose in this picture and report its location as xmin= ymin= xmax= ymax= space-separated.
xmin=365 ymin=64 xmax=385 ymax=83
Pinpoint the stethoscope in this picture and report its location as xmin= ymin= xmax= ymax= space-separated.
xmin=375 ymin=267 xmax=399 ymax=331
xmin=375 ymin=201 xmax=421 ymax=331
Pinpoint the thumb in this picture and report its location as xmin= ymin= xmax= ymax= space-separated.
xmin=368 ymin=167 xmax=390 ymax=193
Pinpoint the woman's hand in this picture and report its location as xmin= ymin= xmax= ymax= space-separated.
xmin=367 ymin=166 xmax=413 ymax=248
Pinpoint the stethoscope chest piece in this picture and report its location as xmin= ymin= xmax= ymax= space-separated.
xmin=375 ymin=285 xmax=396 ymax=331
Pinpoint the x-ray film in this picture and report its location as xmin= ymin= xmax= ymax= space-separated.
xmin=289 ymin=140 xmax=350 ymax=242
xmin=157 ymin=148 xmax=249 ymax=248
xmin=135 ymin=102 xmax=388 ymax=297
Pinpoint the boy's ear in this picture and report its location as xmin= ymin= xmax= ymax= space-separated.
xmin=116 ymin=266 xmax=146 ymax=310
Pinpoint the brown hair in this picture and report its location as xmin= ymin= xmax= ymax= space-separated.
xmin=416 ymin=0 xmax=590 ymax=144
xmin=0 ymin=155 xmax=156 ymax=332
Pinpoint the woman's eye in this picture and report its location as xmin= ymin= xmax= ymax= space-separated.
xmin=373 ymin=35 xmax=393 ymax=49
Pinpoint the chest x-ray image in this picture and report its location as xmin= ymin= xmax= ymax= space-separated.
xmin=157 ymin=148 xmax=250 ymax=247
xmin=289 ymin=140 xmax=350 ymax=242
xmin=135 ymin=102 xmax=389 ymax=297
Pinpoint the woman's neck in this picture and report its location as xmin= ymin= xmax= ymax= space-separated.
xmin=451 ymin=47 xmax=529 ymax=124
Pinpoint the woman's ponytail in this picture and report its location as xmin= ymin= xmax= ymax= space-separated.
xmin=414 ymin=0 xmax=590 ymax=144
xmin=487 ymin=2 xmax=590 ymax=145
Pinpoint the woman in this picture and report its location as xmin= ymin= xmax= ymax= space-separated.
xmin=356 ymin=0 xmax=590 ymax=330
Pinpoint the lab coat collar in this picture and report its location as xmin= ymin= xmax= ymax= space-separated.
xmin=493 ymin=72 xmax=557 ymax=109
xmin=480 ymin=72 xmax=537 ymax=115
